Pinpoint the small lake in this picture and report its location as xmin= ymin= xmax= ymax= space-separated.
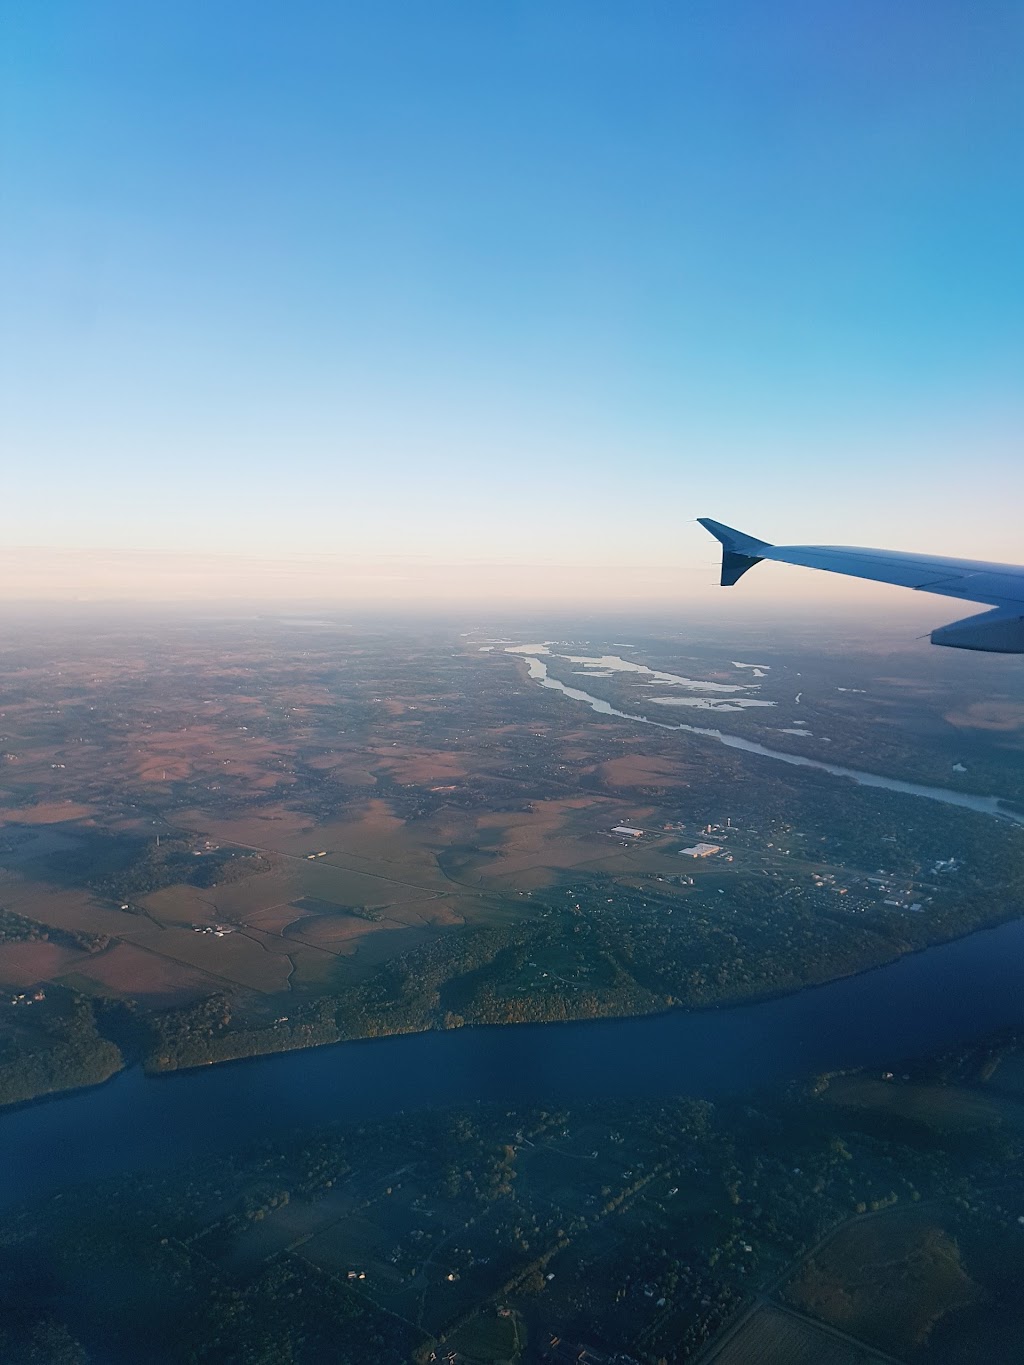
xmin=3 ymin=915 xmax=1024 ymax=1210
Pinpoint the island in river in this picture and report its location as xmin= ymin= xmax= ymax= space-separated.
xmin=0 ymin=613 xmax=1022 ymax=1109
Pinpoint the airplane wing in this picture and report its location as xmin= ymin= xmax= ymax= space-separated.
xmin=698 ymin=517 xmax=1024 ymax=653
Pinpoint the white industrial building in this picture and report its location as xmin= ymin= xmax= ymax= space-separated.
xmin=679 ymin=842 xmax=721 ymax=858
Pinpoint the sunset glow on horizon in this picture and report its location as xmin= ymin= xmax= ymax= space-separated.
xmin=3 ymin=3 xmax=1021 ymax=604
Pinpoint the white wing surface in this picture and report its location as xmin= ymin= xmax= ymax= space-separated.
xmin=698 ymin=518 xmax=1024 ymax=653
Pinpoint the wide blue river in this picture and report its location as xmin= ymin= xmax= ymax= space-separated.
xmin=3 ymin=915 xmax=1024 ymax=1210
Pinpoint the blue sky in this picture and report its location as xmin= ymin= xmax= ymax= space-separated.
xmin=2 ymin=2 xmax=1022 ymax=602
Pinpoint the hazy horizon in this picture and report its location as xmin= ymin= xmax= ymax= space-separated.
xmin=0 ymin=543 xmax=1006 ymax=634
xmin=3 ymin=3 xmax=1021 ymax=603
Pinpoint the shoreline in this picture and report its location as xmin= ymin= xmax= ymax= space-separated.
xmin=4 ymin=903 xmax=1021 ymax=1118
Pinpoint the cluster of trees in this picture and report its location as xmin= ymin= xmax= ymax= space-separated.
xmin=0 ymin=1318 xmax=88 ymax=1364
xmin=0 ymin=993 xmax=123 ymax=1106
xmin=87 ymin=837 xmax=271 ymax=900
xmin=0 ymin=906 xmax=108 ymax=953
xmin=144 ymin=994 xmax=340 ymax=1073
xmin=41 ymin=828 xmax=272 ymax=903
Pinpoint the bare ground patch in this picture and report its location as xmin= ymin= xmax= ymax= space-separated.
xmin=59 ymin=942 xmax=220 ymax=1005
xmin=945 ymin=701 xmax=1024 ymax=732
xmin=127 ymin=929 xmax=295 ymax=993
xmin=303 ymin=754 xmax=377 ymax=786
xmin=0 ymin=802 xmax=96 ymax=825
xmin=239 ymin=902 xmax=309 ymax=936
xmin=369 ymin=747 xmax=469 ymax=785
xmin=173 ymin=806 xmax=318 ymax=856
xmin=0 ymin=940 xmax=90 ymax=987
xmin=598 ymin=755 xmax=692 ymax=789
xmin=0 ymin=880 xmax=137 ymax=939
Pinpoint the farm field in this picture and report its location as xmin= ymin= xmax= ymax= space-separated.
xmin=59 ymin=942 xmax=225 ymax=1005
xmin=783 ymin=1208 xmax=981 ymax=1356
xmin=706 ymin=1303 xmax=893 ymax=1364
xmin=1 ymin=616 xmax=1024 ymax=1110
xmin=822 ymin=1074 xmax=1014 ymax=1132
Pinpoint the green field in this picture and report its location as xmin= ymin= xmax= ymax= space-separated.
xmin=784 ymin=1208 xmax=980 ymax=1355
xmin=707 ymin=1304 xmax=892 ymax=1365
xmin=445 ymin=1310 xmax=521 ymax=1363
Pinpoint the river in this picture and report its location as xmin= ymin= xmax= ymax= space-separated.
xmin=3 ymin=915 xmax=1024 ymax=1210
xmin=518 ymin=655 xmax=1024 ymax=824
xmin=2 ymin=647 xmax=1022 ymax=1210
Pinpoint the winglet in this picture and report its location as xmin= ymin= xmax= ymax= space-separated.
xmin=698 ymin=518 xmax=770 ymax=588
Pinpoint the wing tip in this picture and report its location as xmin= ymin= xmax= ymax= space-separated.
xmin=699 ymin=517 xmax=769 ymax=587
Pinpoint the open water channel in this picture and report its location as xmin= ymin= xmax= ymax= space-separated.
xmin=2 ymin=647 xmax=1022 ymax=1209
xmin=2 ymin=914 xmax=1024 ymax=1211
xmin=516 ymin=652 xmax=1024 ymax=824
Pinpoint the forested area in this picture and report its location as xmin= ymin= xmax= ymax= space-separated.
xmin=0 ymin=993 xmax=123 ymax=1107
xmin=140 ymin=832 xmax=1024 ymax=1076
xmin=144 ymin=994 xmax=341 ymax=1073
